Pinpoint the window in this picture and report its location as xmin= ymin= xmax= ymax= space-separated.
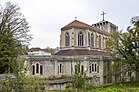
xmin=33 ymin=63 xmax=43 ymax=75
xmin=81 ymin=65 xmax=84 ymax=74
xmin=91 ymin=63 xmax=99 ymax=73
xmin=95 ymin=64 xmax=97 ymax=72
xmin=36 ymin=63 xmax=39 ymax=73
xmin=65 ymin=32 xmax=70 ymax=46
xmin=40 ymin=65 xmax=43 ymax=75
xmin=91 ymin=33 xmax=94 ymax=47
xmin=58 ymin=64 xmax=63 ymax=74
xmin=89 ymin=65 xmax=91 ymax=73
xmin=92 ymin=64 xmax=94 ymax=72
xmin=97 ymin=66 xmax=99 ymax=73
xmin=105 ymin=37 xmax=107 ymax=48
xmin=99 ymin=35 xmax=101 ymax=49
xmin=78 ymin=32 xmax=84 ymax=46
xmin=60 ymin=64 xmax=62 ymax=73
xmin=32 ymin=65 xmax=35 ymax=75
xmin=88 ymin=32 xmax=90 ymax=46
xmin=96 ymin=36 xmax=98 ymax=47
xmin=103 ymin=37 xmax=105 ymax=49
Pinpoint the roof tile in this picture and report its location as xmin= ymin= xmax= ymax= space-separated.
xmin=55 ymin=49 xmax=111 ymax=56
xmin=61 ymin=20 xmax=109 ymax=35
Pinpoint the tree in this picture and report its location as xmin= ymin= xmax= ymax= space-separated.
xmin=106 ymin=18 xmax=139 ymax=82
xmin=0 ymin=57 xmax=45 ymax=92
xmin=67 ymin=58 xmax=88 ymax=92
xmin=0 ymin=2 xmax=32 ymax=73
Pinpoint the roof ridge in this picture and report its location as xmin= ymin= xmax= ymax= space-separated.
xmin=61 ymin=20 xmax=109 ymax=35
xmin=62 ymin=20 xmax=92 ymax=28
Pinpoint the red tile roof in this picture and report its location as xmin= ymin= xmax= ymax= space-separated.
xmin=55 ymin=49 xmax=111 ymax=56
xmin=61 ymin=20 xmax=109 ymax=35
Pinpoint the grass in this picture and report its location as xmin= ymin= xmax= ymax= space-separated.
xmin=88 ymin=81 xmax=139 ymax=92
xmin=49 ymin=81 xmax=139 ymax=92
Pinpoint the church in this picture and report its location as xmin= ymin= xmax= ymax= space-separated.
xmin=27 ymin=18 xmax=118 ymax=90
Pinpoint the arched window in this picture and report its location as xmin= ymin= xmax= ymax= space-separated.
xmin=99 ymin=35 xmax=101 ymax=49
xmin=89 ymin=65 xmax=91 ymax=73
xmin=58 ymin=64 xmax=63 ymax=74
xmin=97 ymin=66 xmax=99 ymax=73
xmin=103 ymin=37 xmax=105 ymax=49
xmin=36 ymin=63 xmax=39 ymax=73
xmin=102 ymin=37 xmax=104 ymax=49
xmin=104 ymin=37 xmax=107 ymax=49
xmin=96 ymin=35 xmax=98 ymax=48
xmin=65 ymin=32 xmax=70 ymax=46
xmin=91 ymin=33 xmax=94 ymax=47
xmin=60 ymin=64 xmax=62 ymax=73
xmin=92 ymin=64 xmax=94 ymax=72
xmin=32 ymin=65 xmax=35 ymax=75
xmin=78 ymin=32 xmax=84 ymax=46
xmin=40 ymin=65 xmax=43 ymax=75
xmin=95 ymin=64 xmax=97 ymax=72
xmin=88 ymin=32 xmax=90 ymax=46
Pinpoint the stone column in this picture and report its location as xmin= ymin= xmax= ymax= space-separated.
xmin=54 ymin=60 xmax=58 ymax=76
xmin=70 ymin=60 xmax=73 ymax=75
xmin=99 ymin=60 xmax=104 ymax=85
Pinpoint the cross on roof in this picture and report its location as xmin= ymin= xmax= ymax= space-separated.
xmin=101 ymin=11 xmax=106 ymax=21
xmin=75 ymin=16 xmax=77 ymax=20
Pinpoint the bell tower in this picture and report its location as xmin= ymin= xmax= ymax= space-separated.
xmin=92 ymin=12 xmax=118 ymax=33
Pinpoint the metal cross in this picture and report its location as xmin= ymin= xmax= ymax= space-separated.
xmin=75 ymin=16 xmax=77 ymax=20
xmin=101 ymin=11 xmax=106 ymax=21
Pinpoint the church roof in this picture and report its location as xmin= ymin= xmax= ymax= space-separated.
xmin=55 ymin=49 xmax=111 ymax=56
xmin=28 ymin=47 xmax=49 ymax=52
xmin=61 ymin=20 xmax=109 ymax=35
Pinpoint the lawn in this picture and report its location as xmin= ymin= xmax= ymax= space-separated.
xmin=49 ymin=82 xmax=139 ymax=92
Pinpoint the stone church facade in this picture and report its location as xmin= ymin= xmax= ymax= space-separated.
xmin=27 ymin=20 xmax=118 ymax=90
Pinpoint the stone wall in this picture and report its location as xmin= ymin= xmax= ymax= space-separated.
xmin=60 ymin=28 xmax=108 ymax=50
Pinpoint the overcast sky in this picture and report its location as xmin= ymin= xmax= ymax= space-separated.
xmin=1 ymin=0 xmax=139 ymax=48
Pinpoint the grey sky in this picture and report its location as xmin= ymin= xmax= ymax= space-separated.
xmin=1 ymin=0 xmax=139 ymax=48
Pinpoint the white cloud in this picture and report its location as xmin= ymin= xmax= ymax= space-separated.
xmin=1 ymin=0 xmax=139 ymax=48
